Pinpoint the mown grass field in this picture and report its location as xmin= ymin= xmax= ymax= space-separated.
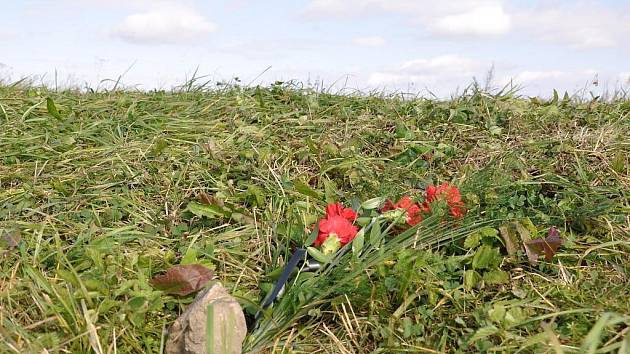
xmin=1 ymin=82 xmax=629 ymax=353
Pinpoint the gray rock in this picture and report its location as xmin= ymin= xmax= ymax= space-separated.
xmin=165 ymin=282 xmax=247 ymax=354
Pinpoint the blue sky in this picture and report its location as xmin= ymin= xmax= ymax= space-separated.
xmin=1 ymin=0 xmax=628 ymax=96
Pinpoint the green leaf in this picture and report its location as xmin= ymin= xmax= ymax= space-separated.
xmin=361 ymin=197 xmax=384 ymax=210
xmin=483 ymin=269 xmax=509 ymax=285
xmin=505 ymin=307 xmax=527 ymax=326
xmin=127 ymin=296 xmax=146 ymax=311
xmin=519 ymin=218 xmax=538 ymax=237
xmin=611 ymin=152 xmax=626 ymax=174
xmin=464 ymin=269 xmax=481 ymax=290
xmin=551 ymin=89 xmax=559 ymax=105
xmin=56 ymin=268 xmax=79 ymax=288
xmin=469 ymin=325 xmax=499 ymax=343
xmin=187 ymin=201 xmax=230 ymax=219
xmin=562 ymin=91 xmax=570 ymax=103
xmin=369 ymin=219 xmax=383 ymax=247
xmin=481 ymin=227 xmax=498 ymax=237
xmin=307 ymin=247 xmax=332 ymax=264
xmin=356 ymin=217 xmax=372 ymax=227
xmin=464 ymin=232 xmax=481 ymax=249
xmin=231 ymin=212 xmax=255 ymax=225
xmin=305 ymin=223 xmax=319 ymax=246
xmin=293 ymin=180 xmax=321 ymax=199
xmin=180 ymin=248 xmax=198 ymax=265
xmin=46 ymin=97 xmax=62 ymax=120
xmin=323 ymin=179 xmax=338 ymax=204
xmin=61 ymin=136 xmax=76 ymax=146
xmin=246 ymin=184 xmax=266 ymax=207
xmin=488 ymin=304 xmax=506 ymax=324
xmin=472 ymin=245 xmax=501 ymax=270
xmin=489 ymin=126 xmax=502 ymax=136
xmin=352 ymin=229 xmax=365 ymax=257
xmin=351 ymin=196 xmax=361 ymax=211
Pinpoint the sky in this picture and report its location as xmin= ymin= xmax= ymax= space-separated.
xmin=1 ymin=0 xmax=629 ymax=97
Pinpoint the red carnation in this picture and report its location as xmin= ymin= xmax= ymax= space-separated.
xmin=381 ymin=196 xmax=423 ymax=226
xmin=325 ymin=202 xmax=357 ymax=221
xmin=313 ymin=203 xmax=358 ymax=247
xmin=424 ymin=183 xmax=465 ymax=218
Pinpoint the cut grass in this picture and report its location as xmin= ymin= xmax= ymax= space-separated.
xmin=0 ymin=82 xmax=629 ymax=353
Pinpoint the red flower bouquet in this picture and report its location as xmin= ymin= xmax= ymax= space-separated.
xmin=424 ymin=183 xmax=465 ymax=218
xmin=381 ymin=196 xmax=424 ymax=226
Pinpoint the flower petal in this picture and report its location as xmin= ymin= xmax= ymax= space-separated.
xmin=319 ymin=215 xmax=358 ymax=246
xmin=325 ymin=203 xmax=343 ymax=217
xmin=381 ymin=200 xmax=395 ymax=212
xmin=313 ymin=230 xmax=329 ymax=246
xmin=425 ymin=185 xmax=438 ymax=202
xmin=407 ymin=213 xmax=423 ymax=226
xmin=318 ymin=218 xmax=332 ymax=233
xmin=396 ymin=196 xmax=414 ymax=209
xmin=450 ymin=206 xmax=465 ymax=218
xmin=340 ymin=207 xmax=357 ymax=221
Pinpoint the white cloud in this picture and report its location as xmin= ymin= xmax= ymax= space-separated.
xmin=430 ymin=5 xmax=511 ymax=37
xmin=400 ymin=55 xmax=480 ymax=75
xmin=112 ymin=3 xmax=217 ymax=44
xmin=495 ymin=69 xmax=604 ymax=96
xmin=0 ymin=29 xmax=15 ymax=39
xmin=368 ymin=72 xmax=435 ymax=86
xmin=302 ymin=0 xmax=491 ymax=18
xmin=516 ymin=2 xmax=630 ymax=49
xmin=302 ymin=0 xmax=380 ymax=18
xmin=513 ymin=71 xmax=568 ymax=83
xmin=500 ymin=69 xmax=601 ymax=84
xmin=303 ymin=1 xmax=630 ymax=49
xmin=366 ymin=60 xmax=611 ymax=96
xmin=367 ymin=55 xmax=487 ymax=88
xmin=352 ymin=36 xmax=385 ymax=47
xmin=303 ymin=0 xmax=511 ymax=39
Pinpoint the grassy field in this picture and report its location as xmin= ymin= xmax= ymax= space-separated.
xmin=0 ymin=81 xmax=629 ymax=353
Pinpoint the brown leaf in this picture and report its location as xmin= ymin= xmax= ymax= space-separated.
xmin=231 ymin=212 xmax=256 ymax=225
xmin=525 ymin=227 xmax=563 ymax=262
xmin=197 ymin=192 xmax=224 ymax=207
xmin=150 ymin=264 xmax=215 ymax=296
xmin=200 ymin=140 xmax=225 ymax=160
xmin=523 ymin=243 xmax=539 ymax=265
xmin=3 ymin=229 xmax=21 ymax=248
xmin=499 ymin=224 xmax=519 ymax=256
xmin=513 ymin=221 xmax=540 ymax=265
xmin=1 ymin=229 xmax=21 ymax=258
